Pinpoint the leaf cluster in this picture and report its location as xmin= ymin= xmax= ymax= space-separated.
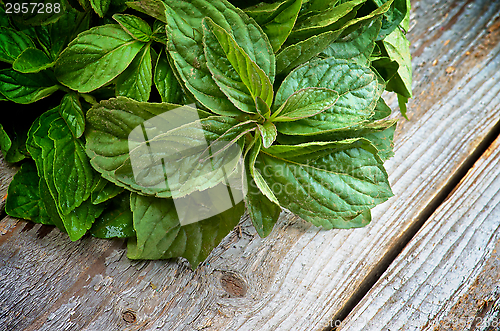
xmin=0 ymin=0 xmax=411 ymax=268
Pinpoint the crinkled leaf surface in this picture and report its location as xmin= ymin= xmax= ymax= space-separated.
xmin=320 ymin=17 xmax=382 ymax=65
xmin=164 ymin=0 xmax=275 ymax=115
xmin=127 ymin=193 xmax=245 ymax=268
xmin=275 ymin=57 xmax=380 ymax=135
xmin=203 ymin=18 xmax=274 ymax=113
xmin=55 ymin=24 xmax=145 ymax=93
xmin=255 ymin=139 xmax=392 ymax=228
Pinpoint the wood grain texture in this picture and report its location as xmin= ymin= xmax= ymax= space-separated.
xmin=2 ymin=0 xmax=500 ymax=330
xmin=338 ymin=134 xmax=500 ymax=331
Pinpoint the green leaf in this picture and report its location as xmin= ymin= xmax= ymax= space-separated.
xmin=257 ymin=122 xmax=277 ymax=148
xmin=371 ymin=96 xmax=392 ymax=120
xmin=0 ymin=121 xmax=29 ymax=163
xmin=0 ymin=7 xmax=10 ymax=28
xmin=276 ymin=29 xmax=342 ymax=76
xmin=90 ymin=193 xmax=135 ymax=238
xmin=38 ymin=175 xmax=66 ymax=232
xmin=85 ymin=97 xmax=241 ymax=198
xmin=59 ymin=93 xmax=85 ymax=138
xmin=34 ymin=6 xmax=91 ymax=60
xmin=13 ymin=48 xmax=54 ymax=74
xmin=320 ymin=16 xmax=382 ymax=65
xmin=278 ymin=119 xmax=397 ymax=161
xmin=0 ymin=27 xmax=36 ymax=64
xmin=90 ymin=0 xmax=111 ymax=17
xmin=126 ymin=0 xmax=167 ymax=23
xmin=113 ymin=13 xmax=152 ymax=42
xmin=248 ymin=138 xmax=280 ymax=205
xmin=164 ymin=0 xmax=275 ymax=116
xmin=29 ymin=108 xmax=103 ymax=240
xmin=400 ymin=0 xmax=411 ymax=32
xmin=371 ymin=56 xmax=399 ymax=83
xmin=115 ymin=45 xmax=152 ymax=102
xmin=290 ymin=0 xmax=366 ymax=42
xmin=48 ymin=115 xmax=95 ymax=215
xmin=0 ymin=69 xmax=59 ymax=104
xmin=5 ymin=162 xmax=53 ymax=224
xmin=374 ymin=0 xmax=407 ymax=39
xmin=54 ymin=24 xmax=146 ymax=93
xmin=202 ymin=18 xmax=274 ymax=113
xmin=0 ymin=123 xmax=11 ymax=158
xmin=258 ymin=0 xmax=302 ymax=52
xmin=275 ymin=58 xmax=380 ymax=135
xmin=244 ymin=0 xmax=291 ymax=24
xmin=154 ymin=50 xmax=183 ymax=103
xmin=383 ymin=27 xmax=412 ymax=98
xmin=243 ymin=139 xmax=281 ymax=237
xmin=397 ymin=94 xmax=408 ymax=119
xmin=271 ymin=87 xmax=339 ymax=122
xmin=256 ymin=139 xmax=393 ymax=228
xmin=127 ymin=193 xmax=245 ymax=268
xmin=255 ymin=96 xmax=271 ymax=119
xmin=91 ymin=177 xmax=124 ymax=204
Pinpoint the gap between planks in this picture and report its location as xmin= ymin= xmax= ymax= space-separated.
xmin=327 ymin=116 xmax=500 ymax=330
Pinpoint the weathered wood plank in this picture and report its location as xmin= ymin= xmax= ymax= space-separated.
xmin=1 ymin=0 xmax=500 ymax=330
xmin=338 ymin=134 xmax=500 ymax=331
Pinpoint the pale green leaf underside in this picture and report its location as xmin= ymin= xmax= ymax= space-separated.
xmin=85 ymin=97 xmax=241 ymax=198
xmin=256 ymin=139 xmax=393 ymax=227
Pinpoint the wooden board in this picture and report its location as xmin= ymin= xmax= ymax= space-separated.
xmin=2 ymin=0 xmax=500 ymax=330
xmin=338 ymin=134 xmax=500 ymax=331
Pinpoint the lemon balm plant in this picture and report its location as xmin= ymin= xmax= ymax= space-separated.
xmin=0 ymin=0 xmax=412 ymax=268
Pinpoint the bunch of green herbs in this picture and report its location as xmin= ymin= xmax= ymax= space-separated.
xmin=0 ymin=0 xmax=412 ymax=268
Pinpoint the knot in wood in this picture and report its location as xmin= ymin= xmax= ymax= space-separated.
xmin=122 ymin=310 xmax=136 ymax=323
xmin=220 ymin=272 xmax=247 ymax=297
